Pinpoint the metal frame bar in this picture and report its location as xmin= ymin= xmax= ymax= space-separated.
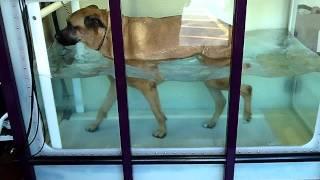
xmin=40 ymin=1 xmax=70 ymax=18
xmin=108 ymin=0 xmax=133 ymax=179
xmin=70 ymin=0 xmax=85 ymax=113
xmin=224 ymin=0 xmax=248 ymax=179
xmin=288 ymin=0 xmax=298 ymax=33
xmin=1 ymin=153 xmax=320 ymax=166
xmin=0 ymin=8 xmax=36 ymax=180
xmin=3 ymin=153 xmax=320 ymax=166
xmin=317 ymin=30 xmax=320 ymax=53
xmin=27 ymin=2 xmax=62 ymax=148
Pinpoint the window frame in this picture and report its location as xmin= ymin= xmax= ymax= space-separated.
xmin=1 ymin=0 xmax=320 ymax=180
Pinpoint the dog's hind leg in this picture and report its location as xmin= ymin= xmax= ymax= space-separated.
xmin=203 ymin=79 xmax=227 ymax=128
xmin=203 ymin=78 xmax=253 ymax=128
xmin=130 ymin=79 xmax=167 ymax=138
xmin=86 ymin=76 xmax=116 ymax=132
xmin=240 ymin=84 xmax=252 ymax=121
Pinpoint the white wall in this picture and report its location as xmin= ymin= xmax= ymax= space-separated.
xmin=245 ymin=0 xmax=290 ymax=30
xmin=298 ymin=0 xmax=320 ymax=7
xmin=80 ymin=0 xmax=108 ymax=9
xmin=79 ymin=0 xmax=291 ymax=30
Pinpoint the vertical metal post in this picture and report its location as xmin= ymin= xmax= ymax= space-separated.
xmin=27 ymin=2 xmax=62 ymax=148
xmin=288 ymin=0 xmax=297 ymax=33
xmin=317 ymin=30 xmax=320 ymax=53
xmin=108 ymin=0 xmax=133 ymax=180
xmin=70 ymin=0 xmax=85 ymax=113
xmin=0 ymin=9 xmax=36 ymax=180
xmin=224 ymin=0 xmax=247 ymax=180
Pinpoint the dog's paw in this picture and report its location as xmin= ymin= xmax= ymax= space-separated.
xmin=243 ymin=111 xmax=252 ymax=122
xmin=202 ymin=121 xmax=216 ymax=129
xmin=152 ymin=129 xmax=167 ymax=139
xmin=85 ymin=123 xmax=99 ymax=132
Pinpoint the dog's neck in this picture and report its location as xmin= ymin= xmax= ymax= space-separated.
xmin=97 ymin=11 xmax=116 ymax=59
xmin=96 ymin=28 xmax=107 ymax=51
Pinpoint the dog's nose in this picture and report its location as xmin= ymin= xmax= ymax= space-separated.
xmin=55 ymin=32 xmax=61 ymax=40
xmin=54 ymin=30 xmax=80 ymax=46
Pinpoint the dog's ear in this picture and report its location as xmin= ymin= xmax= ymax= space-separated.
xmin=87 ymin=5 xmax=99 ymax=9
xmin=84 ymin=15 xmax=105 ymax=29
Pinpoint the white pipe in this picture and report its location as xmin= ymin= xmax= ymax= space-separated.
xmin=40 ymin=1 xmax=71 ymax=18
xmin=0 ymin=113 xmax=8 ymax=123
xmin=0 ymin=113 xmax=8 ymax=134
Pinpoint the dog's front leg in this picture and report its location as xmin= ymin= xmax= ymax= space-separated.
xmin=203 ymin=86 xmax=226 ymax=128
xmin=203 ymin=79 xmax=228 ymax=128
xmin=86 ymin=75 xmax=116 ymax=132
xmin=129 ymin=78 xmax=167 ymax=138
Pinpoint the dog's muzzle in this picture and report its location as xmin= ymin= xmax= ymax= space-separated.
xmin=55 ymin=29 xmax=80 ymax=46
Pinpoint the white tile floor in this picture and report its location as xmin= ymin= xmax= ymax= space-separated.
xmin=59 ymin=110 xmax=278 ymax=149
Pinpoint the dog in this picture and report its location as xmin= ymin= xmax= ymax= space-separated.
xmin=55 ymin=5 xmax=252 ymax=138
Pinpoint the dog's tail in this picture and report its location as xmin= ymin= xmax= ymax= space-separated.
xmin=242 ymin=62 xmax=251 ymax=74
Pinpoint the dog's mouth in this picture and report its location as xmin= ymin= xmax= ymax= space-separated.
xmin=55 ymin=30 xmax=80 ymax=46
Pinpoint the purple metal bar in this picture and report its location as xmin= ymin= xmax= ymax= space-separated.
xmin=0 ymin=9 xmax=36 ymax=180
xmin=9 ymin=153 xmax=320 ymax=165
xmin=224 ymin=0 xmax=248 ymax=180
xmin=108 ymin=0 xmax=133 ymax=180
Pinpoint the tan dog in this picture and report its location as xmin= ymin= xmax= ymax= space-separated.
xmin=56 ymin=5 xmax=252 ymax=138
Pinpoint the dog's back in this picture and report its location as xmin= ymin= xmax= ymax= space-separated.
xmin=121 ymin=15 xmax=232 ymax=62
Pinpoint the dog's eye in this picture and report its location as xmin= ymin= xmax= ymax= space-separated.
xmin=73 ymin=26 xmax=80 ymax=30
xmin=67 ymin=22 xmax=80 ymax=31
xmin=67 ymin=22 xmax=72 ymax=27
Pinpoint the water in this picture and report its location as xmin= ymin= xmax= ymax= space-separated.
xmin=46 ymin=29 xmax=320 ymax=81
xmin=38 ymin=29 xmax=320 ymax=149
xmin=36 ymin=73 xmax=318 ymax=149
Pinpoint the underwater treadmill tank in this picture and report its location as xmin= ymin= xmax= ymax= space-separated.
xmin=1 ymin=0 xmax=320 ymax=156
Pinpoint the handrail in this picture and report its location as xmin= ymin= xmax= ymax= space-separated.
xmin=40 ymin=1 xmax=70 ymax=18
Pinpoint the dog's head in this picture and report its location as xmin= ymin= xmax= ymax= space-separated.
xmin=55 ymin=5 xmax=108 ymax=50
